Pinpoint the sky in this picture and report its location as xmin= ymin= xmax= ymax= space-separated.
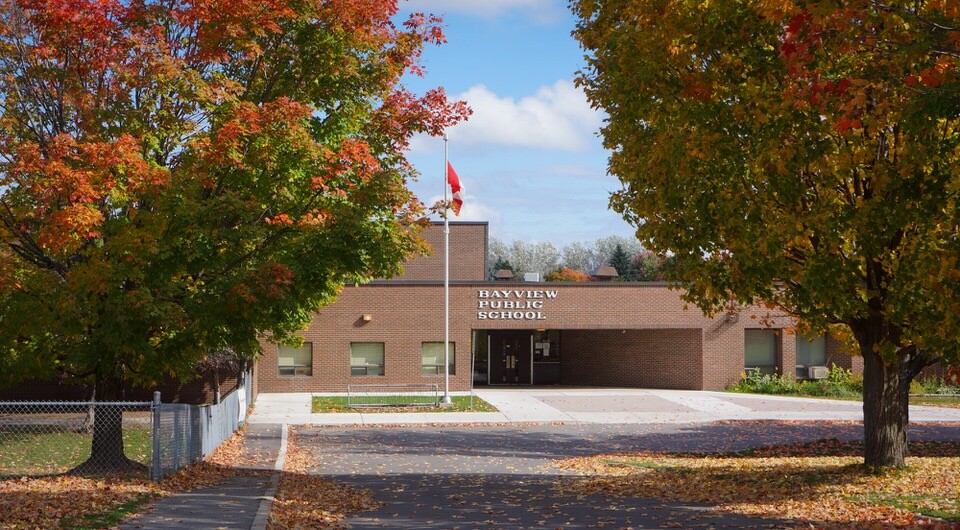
xmin=396 ymin=0 xmax=637 ymax=248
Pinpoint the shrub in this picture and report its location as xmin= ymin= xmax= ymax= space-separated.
xmin=909 ymin=379 xmax=926 ymax=396
xmin=728 ymin=364 xmax=862 ymax=398
xmin=729 ymin=370 xmax=800 ymax=395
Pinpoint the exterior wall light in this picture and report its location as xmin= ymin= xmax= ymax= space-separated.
xmin=361 ymin=314 xmax=373 ymax=322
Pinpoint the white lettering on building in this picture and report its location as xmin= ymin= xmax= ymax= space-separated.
xmin=476 ymin=289 xmax=556 ymax=320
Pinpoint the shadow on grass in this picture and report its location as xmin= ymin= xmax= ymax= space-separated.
xmin=0 ymin=424 xmax=151 ymax=479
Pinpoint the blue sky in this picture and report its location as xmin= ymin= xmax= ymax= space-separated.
xmin=397 ymin=0 xmax=636 ymax=247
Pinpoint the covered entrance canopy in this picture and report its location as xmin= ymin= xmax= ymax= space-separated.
xmin=473 ymin=328 xmax=703 ymax=389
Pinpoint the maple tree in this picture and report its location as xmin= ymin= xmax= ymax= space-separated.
xmin=0 ymin=0 xmax=467 ymax=472
xmin=544 ymin=267 xmax=590 ymax=282
xmin=572 ymin=0 xmax=960 ymax=469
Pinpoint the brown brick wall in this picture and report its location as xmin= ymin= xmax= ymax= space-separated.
xmin=258 ymin=282 xmax=802 ymax=392
xmin=825 ymin=335 xmax=864 ymax=374
xmin=562 ymin=329 xmax=703 ymax=389
xmin=390 ymin=222 xmax=488 ymax=282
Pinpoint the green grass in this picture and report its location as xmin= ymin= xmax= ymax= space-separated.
xmin=62 ymin=493 xmax=159 ymax=529
xmin=0 ymin=425 xmax=152 ymax=476
xmin=854 ymin=493 xmax=960 ymax=521
xmin=909 ymin=396 xmax=960 ymax=408
xmin=312 ymin=395 xmax=497 ymax=413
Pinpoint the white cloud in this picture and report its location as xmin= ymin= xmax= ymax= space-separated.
xmin=422 ymin=193 xmax=501 ymax=224
xmin=400 ymin=0 xmax=563 ymax=22
xmin=437 ymin=80 xmax=602 ymax=152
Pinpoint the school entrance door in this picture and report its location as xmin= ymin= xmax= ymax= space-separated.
xmin=488 ymin=330 xmax=533 ymax=385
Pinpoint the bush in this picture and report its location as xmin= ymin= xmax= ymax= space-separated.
xmin=909 ymin=379 xmax=925 ymax=396
xmin=729 ymin=370 xmax=800 ymax=395
xmin=727 ymin=364 xmax=862 ymax=398
xmin=910 ymin=376 xmax=960 ymax=395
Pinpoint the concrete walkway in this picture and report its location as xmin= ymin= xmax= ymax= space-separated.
xmin=246 ymin=387 xmax=960 ymax=425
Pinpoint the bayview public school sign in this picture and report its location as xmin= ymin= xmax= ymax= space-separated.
xmin=476 ymin=289 xmax=557 ymax=320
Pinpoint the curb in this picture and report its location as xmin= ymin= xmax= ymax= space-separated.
xmin=250 ymin=423 xmax=288 ymax=530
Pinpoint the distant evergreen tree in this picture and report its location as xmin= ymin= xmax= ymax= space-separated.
xmin=489 ymin=257 xmax=515 ymax=280
xmin=608 ymin=244 xmax=635 ymax=281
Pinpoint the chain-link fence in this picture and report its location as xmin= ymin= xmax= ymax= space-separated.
xmin=0 ymin=371 xmax=251 ymax=481
xmin=0 ymin=401 xmax=153 ymax=478
xmin=153 ymin=373 xmax=249 ymax=480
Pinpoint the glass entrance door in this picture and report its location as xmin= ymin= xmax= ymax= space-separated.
xmin=488 ymin=330 xmax=532 ymax=385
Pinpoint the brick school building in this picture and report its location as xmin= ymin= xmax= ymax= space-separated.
xmin=255 ymin=222 xmax=854 ymax=393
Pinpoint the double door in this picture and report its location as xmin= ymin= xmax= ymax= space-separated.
xmin=488 ymin=331 xmax=532 ymax=385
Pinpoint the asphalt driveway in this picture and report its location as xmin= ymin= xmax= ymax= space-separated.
xmin=292 ymin=421 xmax=960 ymax=529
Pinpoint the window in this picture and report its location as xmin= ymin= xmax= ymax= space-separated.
xmin=744 ymin=329 xmax=777 ymax=375
xmin=796 ymin=335 xmax=827 ymax=378
xmin=350 ymin=342 xmax=384 ymax=376
xmin=421 ymin=342 xmax=455 ymax=375
xmin=278 ymin=343 xmax=312 ymax=376
xmin=533 ymin=329 xmax=561 ymax=362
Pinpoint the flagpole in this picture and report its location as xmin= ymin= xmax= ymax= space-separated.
xmin=442 ymin=132 xmax=452 ymax=405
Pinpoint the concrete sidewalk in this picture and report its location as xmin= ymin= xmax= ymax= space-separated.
xmin=246 ymin=387 xmax=960 ymax=426
xmin=119 ymin=424 xmax=283 ymax=530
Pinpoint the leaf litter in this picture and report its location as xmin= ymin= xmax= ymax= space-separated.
xmin=0 ymin=427 xmax=259 ymax=529
xmin=556 ymin=438 xmax=960 ymax=528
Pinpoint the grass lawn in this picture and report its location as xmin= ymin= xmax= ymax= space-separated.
xmin=0 ymin=425 xmax=152 ymax=477
xmin=910 ymin=396 xmax=960 ymax=409
xmin=557 ymin=439 xmax=960 ymax=526
xmin=311 ymin=395 xmax=497 ymax=413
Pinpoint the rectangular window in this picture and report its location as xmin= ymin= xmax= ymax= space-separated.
xmin=421 ymin=342 xmax=455 ymax=376
xmin=350 ymin=342 xmax=384 ymax=376
xmin=744 ymin=329 xmax=777 ymax=374
xmin=796 ymin=334 xmax=827 ymax=377
xmin=278 ymin=343 xmax=313 ymax=376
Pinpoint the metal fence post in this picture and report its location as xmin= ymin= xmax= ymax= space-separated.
xmin=151 ymin=391 xmax=161 ymax=481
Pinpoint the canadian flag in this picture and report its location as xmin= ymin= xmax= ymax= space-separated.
xmin=446 ymin=161 xmax=463 ymax=216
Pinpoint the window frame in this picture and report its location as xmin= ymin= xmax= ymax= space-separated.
xmin=744 ymin=329 xmax=779 ymax=375
xmin=421 ymin=341 xmax=455 ymax=376
xmin=795 ymin=334 xmax=827 ymax=378
xmin=277 ymin=342 xmax=313 ymax=377
xmin=350 ymin=342 xmax=385 ymax=376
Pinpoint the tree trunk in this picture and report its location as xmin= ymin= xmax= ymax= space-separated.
xmin=861 ymin=348 xmax=909 ymax=470
xmin=81 ymin=382 xmax=95 ymax=434
xmin=70 ymin=371 xmax=145 ymax=475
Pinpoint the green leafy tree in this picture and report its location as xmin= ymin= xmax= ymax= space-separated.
xmin=573 ymin=0 xmax=960 ymax=469
xmin=631 ymin=250 xmax=662 ymax=282
xmin=0 ymin=0 xmax=467 ymax=472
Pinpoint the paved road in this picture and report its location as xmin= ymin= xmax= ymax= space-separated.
xmin=292 ymin=421 xmax=960 ymax=529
